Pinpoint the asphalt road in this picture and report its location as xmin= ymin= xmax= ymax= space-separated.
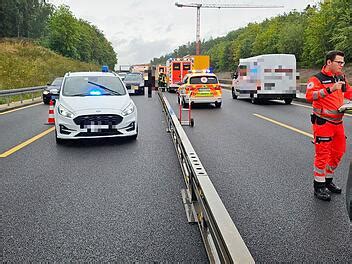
xmin=0 ymin=92 xmax=207 ymax=262
xmin=1 ymin=89 xmax=351 ymax=262
xmin=165 ymin=90 xmax=352 ymax=262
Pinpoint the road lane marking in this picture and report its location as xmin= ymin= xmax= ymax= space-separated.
xmin=0 ymin=126 xmax=55 ymax=158
xmin=253 ymin=113 xmax=313 ymax=139
xmin=0 ymin=102 xmax=44 ymax=115
xmin=292 ymin=102 xmax=352 ymax=117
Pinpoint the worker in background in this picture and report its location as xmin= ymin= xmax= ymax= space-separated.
xmin=158 ymin=73 xmax=166 ymax=89
xmin=306 ymin=50 xmax=352 ymax=201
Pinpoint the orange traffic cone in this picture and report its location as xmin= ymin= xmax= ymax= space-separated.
xmin=46 ymin=100 xmax=55 ymax=125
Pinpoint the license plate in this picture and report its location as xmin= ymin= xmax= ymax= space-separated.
xmin=132 ymin=85 xmax=138 ymax=90
xmin=199 ymin=88 xmax=210 ymax=92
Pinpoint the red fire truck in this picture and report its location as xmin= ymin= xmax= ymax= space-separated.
xmin=166 ymin=58 xmax=192 ymax=92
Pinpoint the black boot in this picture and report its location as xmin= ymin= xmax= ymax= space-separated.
xmin=326 ymin=178 xmax=342 ymax=194
xmin=314 ymin=181 xmax=331 ymax=201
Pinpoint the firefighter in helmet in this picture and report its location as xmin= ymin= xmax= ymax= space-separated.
xmin=158 ymin=72 xmax=166 ymax=88
xmin=306 ymin=50 xmax=352 ymax=201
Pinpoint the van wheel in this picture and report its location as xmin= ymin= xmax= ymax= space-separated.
xmin=284 ymin=98 xmax=293 ymax=105
xmin=251 ymin=97 xmax=257 ymax=104
xmin=232 ymin=88 xmax=237 ymax=99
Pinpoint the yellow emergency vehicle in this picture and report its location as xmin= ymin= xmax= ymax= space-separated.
xmin=177 ymin=70 xmax=222 ymax=108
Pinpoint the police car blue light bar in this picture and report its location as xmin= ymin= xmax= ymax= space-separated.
xmin=89 ymin=89 xmax=102 ymax=96
xmin=102 ymin=65 xmax=109 ymax=72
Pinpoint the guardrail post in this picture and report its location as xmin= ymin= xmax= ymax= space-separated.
xmin=6 ymin=96 xmax=10 ymax=106
xmin=31 ymin=92 xmax=34 ymax=101
xmin=20 ymin=93 xmax=23 ymax=104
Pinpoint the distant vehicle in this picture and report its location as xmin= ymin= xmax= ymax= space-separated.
xmin=123 ymin=72 xmax=145 ymax=95
xmin=42 ymin=77 xmax=63 ymax=104
xmin=117 ymin=72 xmax=128 ymax=81
xmin=177 ymin=70 xmax=222 ymax=108
xmin=54 ymin=70 xmax=138 ymax=144
xmin=231 ymin=54 xmax=297 ymax=104
xmin=166 ymin=58 xmax=192 ymax=92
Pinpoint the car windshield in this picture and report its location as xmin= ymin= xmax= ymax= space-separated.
xmin=124 ymin=74 xmax=143 ymax=82
xmin=51 ymin=78 xmax=63 ymax=86
xmin=190 ymin=76 xmax=218 ymax=84
xmin=62 ymin=76 xmax=126 ymax=96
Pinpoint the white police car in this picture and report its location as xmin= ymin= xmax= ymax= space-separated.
xmin=54 ymin=68 xmax=138 ymax=144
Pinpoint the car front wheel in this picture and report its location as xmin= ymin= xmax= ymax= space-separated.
xmin=55 ymin=130 xmax=65 ymax=145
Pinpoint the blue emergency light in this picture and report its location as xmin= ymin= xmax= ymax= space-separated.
xmin=102 ymin=65 xmax=109 ymax=72
xmin=89 ymin=89 xmax=102 ymax=96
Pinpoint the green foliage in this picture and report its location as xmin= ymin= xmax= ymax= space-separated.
xmin=1 ymin=1 xmax=117 ymax=69
xmin=46 ymin=5 xmax=80 ymax=59
xmin=152 ymin=0 xmax=351 ymax=70
xmin=0 ymin=39 xmax=99 ymax=90
xmin=43 ymin=5 xmax=117 ymax=68
xmin=0 ymin=0 xmax=54 ymax=38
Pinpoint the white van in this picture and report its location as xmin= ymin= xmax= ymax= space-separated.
xmin=231 ymin=54 xmax=297 ymax=104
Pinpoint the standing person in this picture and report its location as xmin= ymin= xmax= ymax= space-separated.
xmin=306 ymin=50 xmax=352 ymax=201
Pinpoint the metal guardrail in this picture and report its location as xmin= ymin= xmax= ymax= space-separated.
xmin=158 ymin=90 xmax=254 ymax=263
xmin=0 ymin=86 xmax=45 ymax=106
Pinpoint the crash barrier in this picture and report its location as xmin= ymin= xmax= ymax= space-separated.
xmin=0 ymin=86 xmax=45 ymax=106
xmin=347 ymin=161 xmax=352 ymax=222
xmin=158 ymin=91 xmax=254 ymax=263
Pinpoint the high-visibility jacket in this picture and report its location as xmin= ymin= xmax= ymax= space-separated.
xmin=306 ymin=66 xmax=352 ymax=123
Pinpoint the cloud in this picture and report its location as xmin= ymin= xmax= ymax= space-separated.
xmin=112 ymin=37 xmax=174 ymax=65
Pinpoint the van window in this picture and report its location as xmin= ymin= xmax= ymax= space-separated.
xmin=239 ymin=65 xmax=247 ymax=77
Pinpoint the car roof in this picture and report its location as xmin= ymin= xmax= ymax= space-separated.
xmin=64 ymin=72 xmax=117 ymax=77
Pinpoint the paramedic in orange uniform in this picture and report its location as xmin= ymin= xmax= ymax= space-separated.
xmin=306 ymin=50 xmax=352 ymax=201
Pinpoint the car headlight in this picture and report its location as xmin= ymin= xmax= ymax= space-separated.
xmin=58 ymin=105 xmax=74 ymax=118
xmin=122 ymin=102 xmax=135 ymax=116
xmin=43 ymin=90 xmax=49 ymax=95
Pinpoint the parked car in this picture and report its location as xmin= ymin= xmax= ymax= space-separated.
xmin=42 ymin=77 xmax=63 ymax=104
xmin=54 ymin=70 xmax=138 ymax=144
xmin=177 ymin=71 xmax=222 ymax=108
xmin=117 ymin=72 xmax=128 ymax=81
xmin=123 ymin=72 xmax=145 ymax=95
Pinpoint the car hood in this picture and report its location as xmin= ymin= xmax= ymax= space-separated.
xmin=59 ymin=95 xmax=132 ymax=113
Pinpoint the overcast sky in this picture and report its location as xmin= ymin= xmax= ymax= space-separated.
xmin=48 ymin=0 xmax=319 ymax=67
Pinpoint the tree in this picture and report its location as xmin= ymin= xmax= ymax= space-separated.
xmin=46 ymin=5 xmax=79 ymax=59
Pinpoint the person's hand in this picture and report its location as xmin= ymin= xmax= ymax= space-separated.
xmin=332 ymin=81 xmax=345 ymax=92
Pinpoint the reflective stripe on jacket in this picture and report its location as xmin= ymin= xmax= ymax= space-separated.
xmin=306 ymin=66 xmax=352 ymax=123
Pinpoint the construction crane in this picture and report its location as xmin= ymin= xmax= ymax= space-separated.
xmin=175 ymin=2 xmax=284 ymax=55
